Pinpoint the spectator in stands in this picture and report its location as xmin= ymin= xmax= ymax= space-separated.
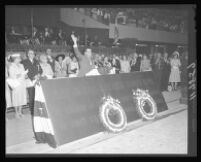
xmin=21 ymin=49 xmax=43 ymax=117
xmin=31 ymin=27 xmax=40 ymax=45
xmin=160 ymin=51 xmax=171 ymax=91
xmin=169 ymin=51 xmax=181 ymax=91
xmin=120 ymin=55 xmax=130 ymax=73
xmin=46 ymin=48 xmax=55 ymax=73
xmin=140 ymin=54 xmax=152 ymax=71
xmin=8 ymin=53 xmax=28 ymax=119
xmin=44 ymin=27 xmax=51 ymax=44
xmin=57 ymin=29 xmax=65 ymax=46
xmin=39 ymin=54 xmax=54 ymax=79
xmin=38 ymin=31 xmax=44 ymax=45
xmin=55 ymin=54 xmax=67 ymax=78
xmin=68 ymin=56 xmax=79 ymax=77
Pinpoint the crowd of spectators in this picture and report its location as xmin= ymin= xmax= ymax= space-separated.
xmin=75 ymin=8 xmax=187 ymax=33
xmin=5 ymin=25 xmax=106 ymax=47
xmin=5 ymin=25 xmax=71 ymax=46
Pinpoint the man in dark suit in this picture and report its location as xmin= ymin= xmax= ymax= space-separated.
xmin=21 ymin=49 xmax=43 ymax=115
xmin=71 ymin=34 xmax=96 ymax=77
xmin=21 ymin=49 xmax=43 ymax=143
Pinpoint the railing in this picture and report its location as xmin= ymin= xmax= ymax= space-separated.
xmin=6 ymin=43 xmax=135 ymax=57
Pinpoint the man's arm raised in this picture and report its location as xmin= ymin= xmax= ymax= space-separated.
xmin=71 ymin=34 xmax=83 ymax=60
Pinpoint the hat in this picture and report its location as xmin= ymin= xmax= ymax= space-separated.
xmin=173 ymin=51 xmax=179 ymax=57
xmin=11 ymin=53 xmax=21 ymax=58
xmin=55 ymin=54 xmax=65 ymax=61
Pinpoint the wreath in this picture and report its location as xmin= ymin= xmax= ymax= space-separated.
xmin=132 ymin=89 xmax=157 ymax=120
xmin=99 ymin=96 xmax=127 ymax=133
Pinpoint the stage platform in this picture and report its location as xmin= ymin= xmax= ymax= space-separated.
xmin=6 ymin=89 xmax=187 ymax=154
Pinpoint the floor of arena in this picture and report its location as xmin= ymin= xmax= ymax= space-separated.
xmin=6 ymin=90 xmax=188 ymax=154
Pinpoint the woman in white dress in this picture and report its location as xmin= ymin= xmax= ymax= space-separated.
xmin=8 ymin=53 xmax=28 ymax=118
xmin=39 ymin=54 xmax=54 ymax=79
xmin=68 ymin=56 xmax=79 ymax=77
xmin=169 ymin=51 xmax=181 ymax=91
xmin=5 ymin=56 xmax=12 ymax=120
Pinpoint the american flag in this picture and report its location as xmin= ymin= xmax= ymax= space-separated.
xmin=33 ymin=82 xmax=57 ymax=148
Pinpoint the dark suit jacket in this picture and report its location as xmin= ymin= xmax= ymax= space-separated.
xmin=73 ymin=47 xmax=95 ymax=77
xmin=21 ymin=59 xmax=43 ymax=81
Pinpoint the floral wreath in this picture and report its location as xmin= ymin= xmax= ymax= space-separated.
xmin=132 ymin=89 xmax=157 ymax=120
xmin=99 ymin=96 xmax=127 ymax=133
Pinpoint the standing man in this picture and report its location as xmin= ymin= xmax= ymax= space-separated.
xmin=21 ymin=49 xmax=43 ymax=142
xmin=22 ymin=49 xmax=43 ymax=115
xmin=71 ymin=34 xmax=99 ymax=76
xmin=46 ymin=48 xmax=55 ymax=74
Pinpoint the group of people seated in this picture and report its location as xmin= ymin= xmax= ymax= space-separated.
xmin=6 ymin=25 xmax=105 ymax=48
xmin=75 ymin=8 xmax=187 ymax=33
xmin=6 ymin=26 xmax=68 ymax=46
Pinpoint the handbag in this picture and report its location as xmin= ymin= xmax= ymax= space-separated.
xmin=6 ymin=78 xmax=20 ymax=89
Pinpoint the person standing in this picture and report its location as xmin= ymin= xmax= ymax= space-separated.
xmin=153 ymin=52 xmax=163 ymax=90
xmin=140 ymin=54 xmax=152 ymax=72
xmin=55 ymin=54 xmax=67 ymax=78
xmin=120 ymin=55 xmax=130 ymax=73
xmin=39 ymin=54 xmax=54 ymax=79
xmin=112 ymin=56 xmax=121 ymax=74
xmin=21 ymin=49 xmax=43 ymax=116
xmin=160 ymin=52 xmax=171 ymax=91
xmin=21 ymin=49 xmax=42 ymax=143
xmin=5 ymin=56 xmax=12 ymax=120
xmin=68 ymin=56 xmax=79 ymax=77
xmin=134 ymin=54 xmax=142 ymax=72
xmin=169 ymin=51 xmax=181 ymax=91
xmin=46 ymin=48 xmax=55 ymax=74
xmin=71 ymin=34 xmax=99 ymax=76
xmin=130 ymin=53 xmax=137 ymax=72
xmin=8 ymin=53 xmax=28 ymax=118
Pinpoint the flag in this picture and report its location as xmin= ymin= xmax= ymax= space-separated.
xmin=33 ymin=82 xmax=57 ymax=148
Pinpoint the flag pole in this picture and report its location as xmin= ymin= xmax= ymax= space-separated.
xmin=31 ymin=8 xmax=33 ymax=39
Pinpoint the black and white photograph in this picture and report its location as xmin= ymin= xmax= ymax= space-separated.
xmin=5 ymin=5 xmax=196 ymax=156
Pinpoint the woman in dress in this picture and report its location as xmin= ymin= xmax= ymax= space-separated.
xmin=68 ymin=56 xmax=79 ymax=77
xmin=55 ymin=54 xmax=67 ymax=78
xmin=39 ymin=54 xmax=54 ymax=79
xmin=169 ymin=51 xmax=181 ymax=91
xmin=8 ymin=53 xmax=28 ymax=118
xmin=5 ymin=56 xmax=12 ymax=120
xmin=140 ymin=54 xmax=152 ymax=72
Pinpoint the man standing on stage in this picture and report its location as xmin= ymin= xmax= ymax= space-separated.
xmin=21 ymin=49 xmax=43 ymax=143
xmin=71 ymin=34 xmax=100 ymax=76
